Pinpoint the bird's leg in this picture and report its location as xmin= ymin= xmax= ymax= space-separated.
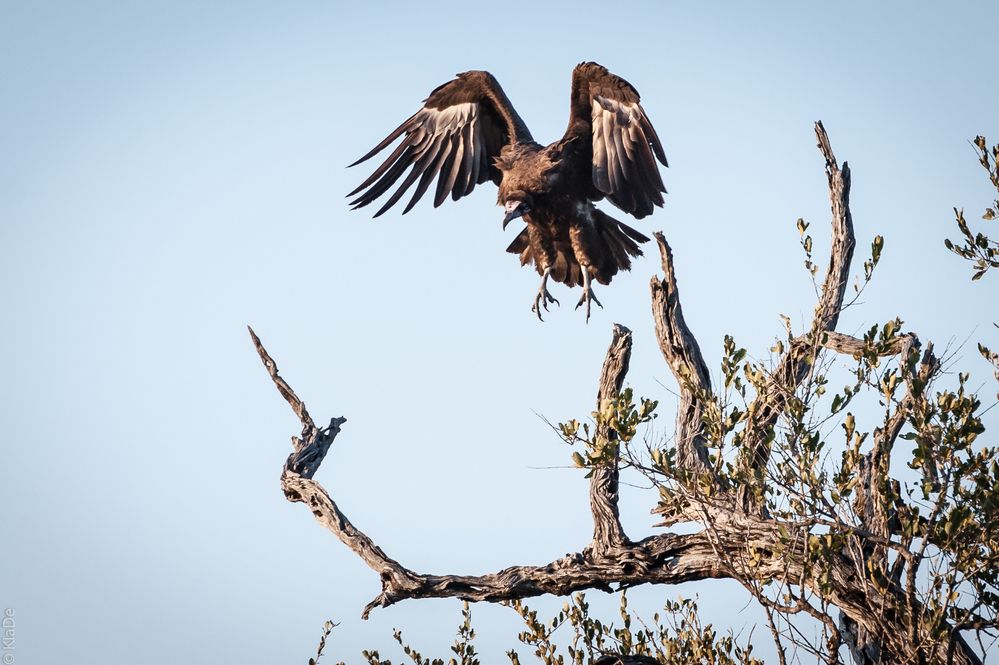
xmin=574 ymin=269 xmax=603 ymax=322
xmin=531 ymin=268 xmax=560 ymax=321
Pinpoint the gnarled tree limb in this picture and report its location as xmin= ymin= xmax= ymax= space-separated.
xmin=249 ymin=326 xmax=419 ymax=615
xmin=252 ymin=324 xmax=717 ymax=620
xmin=650 ymin=234 xmax=711 ymax=471
xmin=738 ymin=121 xmax=857 ymax=509
xmin=252 ymin=123 xmax=985 ymax=665
xmin=588 ymin=324 xmax=633 ymax=554
xmin=803 ymin=330 xmax=916 ymax=359
xmin=837 ymin=336 xmax=939 ymax=665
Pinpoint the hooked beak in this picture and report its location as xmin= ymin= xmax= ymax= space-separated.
xmin=502 ymin=201 xmax=528 ymax=229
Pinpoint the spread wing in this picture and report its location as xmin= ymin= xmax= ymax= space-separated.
xmin=564 ymin=62 xmax=669 ymax=219
xmin=348 ymin=71 xmax=533 ymax=217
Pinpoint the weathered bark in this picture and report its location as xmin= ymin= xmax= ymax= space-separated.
xmin=588 ymin=324 xmax=633 ymax=555
xmin=252 ymin=123 xmax=984 ymax=665
xmin=737 ymin=121 xmax=856 ymax=512
xmin=650 ymin=234 xmax=711 ymax=472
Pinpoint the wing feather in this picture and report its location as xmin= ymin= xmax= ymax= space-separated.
xmin=402 ymin=134 xmax=453 ymax=214
xmin=348 ymin=116 xmax=411 ymax=167
xmin=347 ymin=138 xmax=412 ymax=197
xmin=454 ymin=120 xmax=477 ymax=199
xmin=469 ymin=117 xmax=483 ymax=190
xmin=349 ymin=71 xmax=532 ymax=217
xmin=562 ymin=62 xmax=669 ymax=219
xmin=372 ymin=136 xmax=448 ymax=217
xmin=437 ymin=132 xmax=464 ymax=207
xmin=348 ymin=146 xmax=416 ymax=208
xmin=372 ymin=159 xmax=425 ymax=217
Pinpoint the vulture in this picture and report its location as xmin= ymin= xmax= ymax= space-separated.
xmin=348 ymin=62 xmax=669 ymax=321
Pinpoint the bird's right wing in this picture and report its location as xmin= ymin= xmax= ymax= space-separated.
xmin=348 ymin=71 xmax=533 ymax=217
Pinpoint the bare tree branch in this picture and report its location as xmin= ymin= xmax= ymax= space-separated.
xmin=738 ymin=120 xmax=857 ymax=507
xmin=250 ymin=327 xmax=807 ymax=625
xmin=588 ymin=324 xmax=633 ymax=554
xmin=840 ymin=342 xmax=942 ymax=663
xmin=254 ymin=316 xmax=981 ymax=664
xmin=251 ymin=325 xmax=728 ymax=620
xmin=650 ymin=234 xmax=711 ymax=471
xmin=801 ymin=330 xmax=915 ymax=359
xmin=253 ymin=123 xmax=990 ymax=665
xmin=249 ymin=326 xmax=419 ymax=616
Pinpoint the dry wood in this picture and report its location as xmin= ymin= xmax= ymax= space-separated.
xmin=588 ymin=324 xmax=633 ymax=554
xmin=650 ymin=234 xmax=711 ymax=471
xmin=253 ymin=123 xmax=984 ymax=665
xmin=737 ymin=121 xmax=856 ymax=510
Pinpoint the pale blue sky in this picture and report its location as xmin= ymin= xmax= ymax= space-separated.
xmin=2 ymin=2 xmax=998 ymax=663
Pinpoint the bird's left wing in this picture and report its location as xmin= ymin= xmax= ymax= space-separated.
xmin=562 ymin=62 xmax=669 ymax=219
xmin=348 ymin=71 xmax=533 ymax=217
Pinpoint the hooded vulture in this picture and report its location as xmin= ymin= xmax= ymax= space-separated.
xmin=348 ymin=61 xmax=668 ymax=321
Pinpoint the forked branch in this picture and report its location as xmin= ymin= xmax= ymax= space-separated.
xmin=738 ymin=121 xmax=857 ymax=506
xmin=252 ymin=124 xmax=984 ymax=665
xmin=251 ymin=325 xmax=728 ymax=619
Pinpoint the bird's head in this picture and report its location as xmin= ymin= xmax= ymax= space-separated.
xmin=502 ymin=192 xmax=533 ymax=229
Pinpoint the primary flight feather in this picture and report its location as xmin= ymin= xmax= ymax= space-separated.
xmin=348 ymin=62 xmax=669 ymax=321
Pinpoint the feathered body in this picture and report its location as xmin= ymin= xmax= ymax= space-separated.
xmin=496 ymin=142 xmax=650 ymax=288
xmin=348 ymin=62 xmax=668 ymax=319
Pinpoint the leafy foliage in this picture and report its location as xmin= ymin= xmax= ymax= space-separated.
xmin=310 ymin=620 xmax=339 ymax=665
xmin=555 ymin=201 xmax=999 ymax=659
xmin=357 ymin=603 xmax=478 ymax=665
xmin=507 ymin=594 xmax=759 ymax=665
xmin=608 ymin=323 xmax=996 ymax=659
xmin=559 ymin=387 xmax=658 ymax=474
xmin=316 ymin=597 xmax=760 ymax=665
xmin=945 ymin=135 xmax=999 ymax=280
xmin=300 ymin=131 xmax=999 ymax=665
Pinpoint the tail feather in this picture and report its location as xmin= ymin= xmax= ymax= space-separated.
xmin=506 ymin=228 xmax=533 ymax=266
xmin=506 ymin=209 xmax=651 ymax=288
xmin=590 ymin=209 xmax=649 ymax=284
xmin=617 ymin=219 xmax=651 ymax=245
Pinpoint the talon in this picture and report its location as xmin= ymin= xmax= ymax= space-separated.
xmin=532 ymin=299 xmax=545 ymax=321
xmin=575 ymin=271 xmax=602 ymax=322
xmin=532 ymin=289 xmax=558 ymax=320
xmin=531 ymin=268 xmax=558 ymax=322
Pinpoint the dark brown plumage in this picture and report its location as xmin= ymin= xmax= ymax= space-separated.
xmin=348 ymin=62 xmax=668 ymax=320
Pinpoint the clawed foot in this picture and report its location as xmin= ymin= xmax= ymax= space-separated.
xmin=532 ymin=286 xmax=560 ymax=321
xmin=574 ymin=285 xmax=603 ymax=322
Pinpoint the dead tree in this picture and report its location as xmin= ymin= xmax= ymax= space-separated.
xmin=251 ymin=123 xmax=996 ymax=664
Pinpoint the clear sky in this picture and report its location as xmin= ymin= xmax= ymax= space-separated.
xmin=2 ymin=1 xmax=998 ymax=663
